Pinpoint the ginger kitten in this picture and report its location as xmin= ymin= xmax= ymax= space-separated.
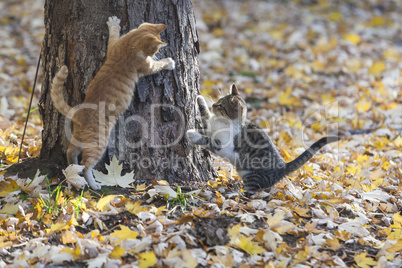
xmin=187 ymin=85 xmax=339 ymax=191
xmin=51 ymin=16 xmax=175 ymax=190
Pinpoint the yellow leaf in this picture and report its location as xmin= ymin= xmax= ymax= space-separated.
xmin=155 ymin=206 xmax=168 ymax=216
xmin=356 ymin=100 xmax=371 ymax=112
xmin=259 ymin=121 xmax=270 ymax=129
xmin=51 ymin=222 xmax=68 ymax=232
xmin=293 ymin=247 xmax=310 ymax=263
xmin=303 ymin=164 xmax=314 ymax=174
xmin=110 ymin=225 xmax=138 ymax=242
xmin=393 ymin=213 xmax=402 ymax=226
xmin=328 ymin=11 xmax=342 ymax=21
xmin=109 ymin=246 xmax=125 ymax=259
xmin=227 ymin=224 xmax=242 ymax=245
xmin=310 ymin=60 xmax=326 ymax=72
xmin=325 ymin=237 xmax=341 ymax=251
xmin=278 ymin=87 xmax=295 ymax=106
xmin=60 ymin=246 xmax=81 ymax=260
xmin=97 ymin=195 xmax=118 ymax=211
xmin=61 ymin=230 xmax=77 ymax=244
xmin=354 ymin=252 xmax=377 ymax=268
xmin=245 ymin=87 xmax=253 ymax=95
xmin=182 ymin=249 xmax=198 ymax=268
xmin=394 ymin=136 xmax=402 ymax=148
xmin=0 ymin=203 xmax=19 ymax=215
xmin=126 ymin=200 xmax=146 ymax=215
xmin=369 ymin=61 xmax=386 ymax=77
xmin=267 ymin=211 xmax=285 ymax=228
xmin=346 ymin=165 xmax=361 ymax=176
xmin=343 ymin=33 xmax=360 ymax=45
xmin=294 ymin=206 xmax=310 ymax=216
xmin=321 ymin=93 xmax=337 ymax=104
xmin=236 ymin=236 xmax=265 ymax=255
xmin=212 ymin=28 xmax=224 ymax=37
xmin=138 ymin=251 xmax=157 ymax=268
xmin=356 ymin=154 xmax=370 ymax=165
xmin=383 ymin=48 xmax=398 ymax=60
xmin=310 ymin=121 xmax=325 ymax=132
xmin=136 ymin=183 xmax=147 ymax=191
xmin=387 ymin=240 xmax=402 ymax=253
xmin=369 ymin=16 xmax=387 ymax=27
xmin=0 ymin=178 xmax=20 ymax=197
xmin=345 ymin=58 xmax=362 ymax=73
xmin=373 ymin=138 xmax=388 ymax=150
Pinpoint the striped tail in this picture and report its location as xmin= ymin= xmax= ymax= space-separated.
xmin=51 ymin=65 xmax=75 ymax=119
xmin=284 ymin=136 xmax=339 ymax=174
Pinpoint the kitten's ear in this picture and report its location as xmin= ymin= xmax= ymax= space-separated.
xmin=230 ymin=84 xmax=240 ymax=95
xmin=231 ymin=96 xmax=239 ymax=103
xmin=154 ymin=39 xmax=168 ymax=48
xmin=155 ymin=24 xmax=167 ymax=33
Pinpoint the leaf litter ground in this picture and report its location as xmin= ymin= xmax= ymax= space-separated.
xmin=1 ymin=0 xmax=402 ymax=267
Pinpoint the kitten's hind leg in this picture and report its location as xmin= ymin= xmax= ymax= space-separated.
xmin=83 ymin=167 xmax=99 ymax=190
xmin=67 ymin=144 xmax=81 ymax=165
xmin=81 ymin=147 xmax=106 ymax=190
xmin=106 ymin=16 xmax=121 ymax=56
xmin=242 ymin=173 xmax=265 ymax=192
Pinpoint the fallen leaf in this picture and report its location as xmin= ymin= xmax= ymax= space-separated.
xmin=93 ymin=155 xmax=134 ymax=188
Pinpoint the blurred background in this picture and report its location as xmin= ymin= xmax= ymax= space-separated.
xmin=1 ymin=0 xmax=401 ymax=164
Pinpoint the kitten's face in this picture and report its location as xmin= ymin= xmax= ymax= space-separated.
xmin=212 ymin=84 xmax=247 ymax=120
xmin=129 ymin=23 xmax=168 ymax=56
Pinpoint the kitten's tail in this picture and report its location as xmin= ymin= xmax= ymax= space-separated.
xmin=51 ymin=65 xmax=76 ymax=119
xmin=284 ymin=136 xmax=339 ymax=174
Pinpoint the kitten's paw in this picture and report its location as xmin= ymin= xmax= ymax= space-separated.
xmin=163 ymin=58 xmax=175 ymax=70
xmin=58 ymin=65 xmax=69 ymax=79
xmin=87 ymin=180 xmax=101 ymax=190
xmin=187 ymin=129 xmax=202 ymax=143
xmin=196 ymin=95 xmax=208 ymax=108
xmin=107 ymin=16 xmax=121 ymax=30
xmin=84 ymin=168 xmax=102 ymax=190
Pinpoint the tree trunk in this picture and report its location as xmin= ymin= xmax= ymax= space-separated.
xmin=39 ymin=0 xmax=216 ymax=185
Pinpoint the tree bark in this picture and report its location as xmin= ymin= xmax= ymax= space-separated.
xmin=39 ymin=0 xmax=216 ymax=185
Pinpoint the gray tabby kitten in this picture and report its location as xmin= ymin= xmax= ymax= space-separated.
xmin=187 ymin=84 xmax=339 ymax=191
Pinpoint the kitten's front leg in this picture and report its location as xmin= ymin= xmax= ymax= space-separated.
xmin=140 ymin=57 xmax=175 ymax=75
xmin=187 ymin=129 xmax=221 ymax=154
xmin=106 ymin=16 xmax=121 ymax=57
xmin=196 ymin=96 xmax=212 ymax=119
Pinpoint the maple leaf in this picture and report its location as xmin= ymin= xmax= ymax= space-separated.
xmin=60 ymin=246 xmax=81 ymax=261
xmin=17 ymin=169 xmax=46 ymax=194
xmin=354 ymin=252 xmax=377 ymax=268
xmin=343 ymin=32 xmax=360 ymax=45
xmin=93 ymin=155 xmax=134 ymax=188
xmin=137 ymin=251 xmax=157 ymax=268
xmin=236 ymin=236 xmax=265 ymax=255
xmin=356 ymin=100 xmax=372 ymax=112
xmin=97 ymin=194 xmax=120 ymax=211
xmin=278 ymin=87 xmax=297 ymax=106
xmin=63 ymin=164 xmax=87 ymax=189
xmin=227 ymin=224 xmax=265 ymax=255
xmin=0 ymin=178 xmax=19 ymax=197
xmin=152 ymin=185 xmax=178 ymax=199
xmin=61 ymin=230 xmax=77 ymax=244
xmin=109 ymin=246 xmax=125 ymax=259
xmin=110 ymin=225 xmax=139 ymax=242
xmin=369 ymin=61 xmax=386 ymax=77
xmin=324 ymin=237 xmax=341 ymax=251
xmin=126 ymin=200 xmax=147 ymax=215
xmin=0 ymin=202 xmax=19 ymax=215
